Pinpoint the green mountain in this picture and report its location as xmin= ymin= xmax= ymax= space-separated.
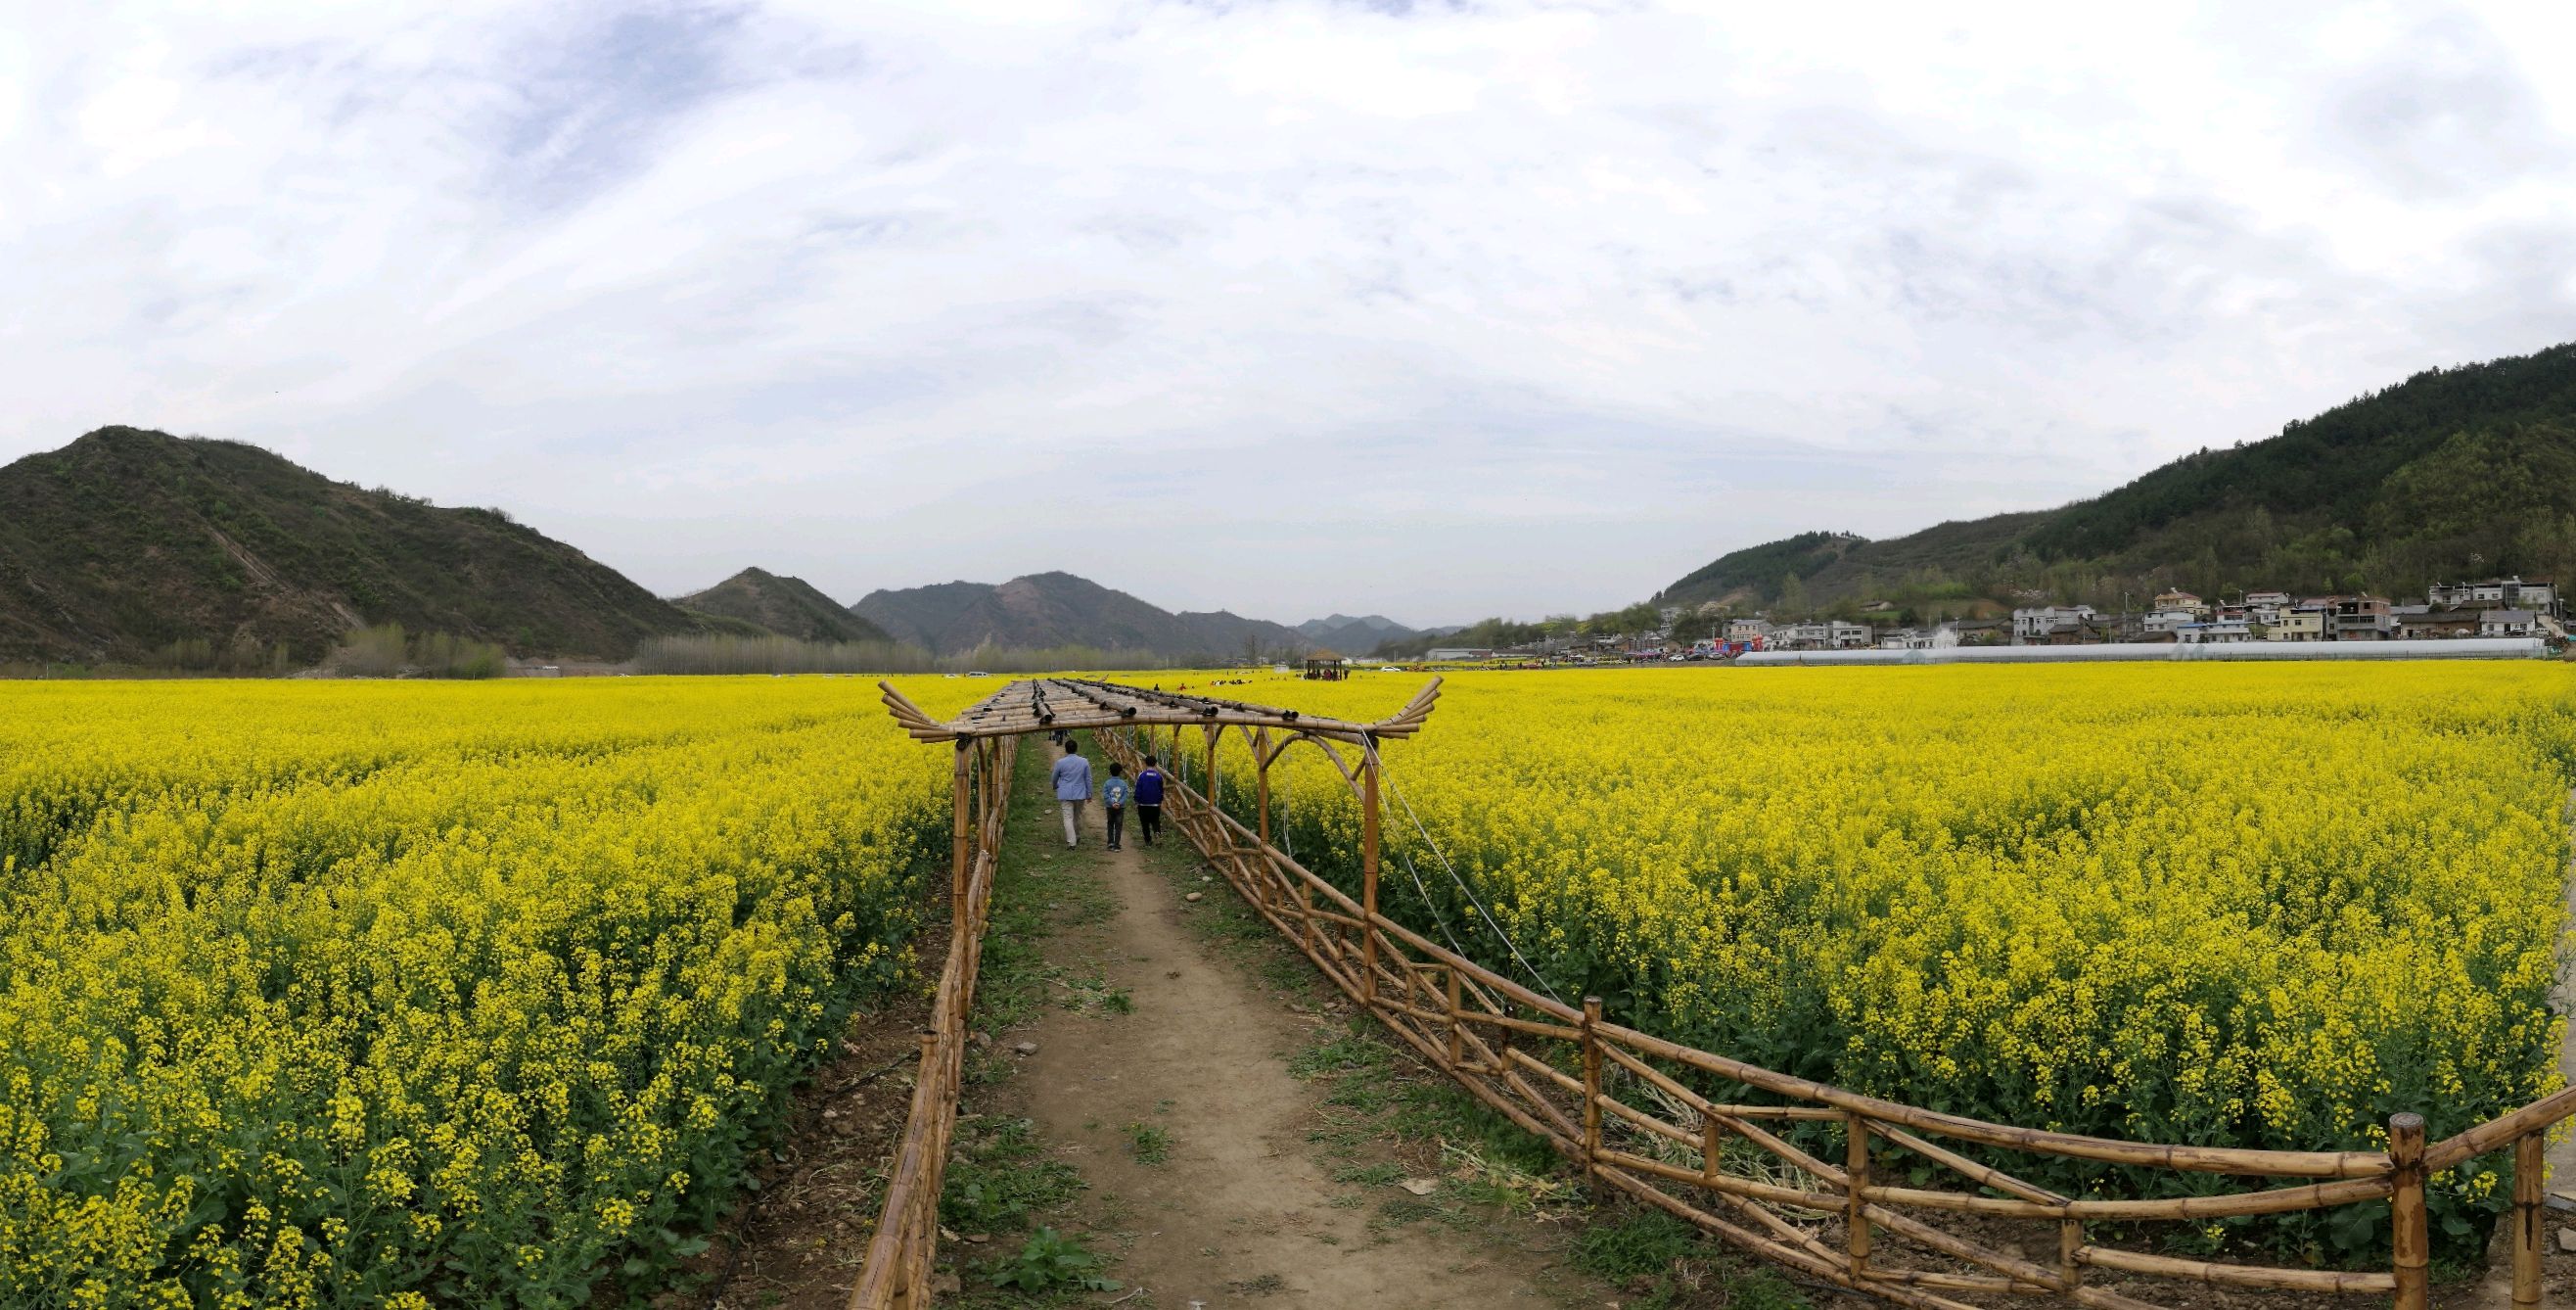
xmin=1661 ymin=343 xmax=2576 ymax=613
xmin=852 ymin=572 xmax=1306 ymax=661
xmin=675 ymin=567 xmax=892 ymax=644
xmin=0 ymin=427 xmax=704 ymax=664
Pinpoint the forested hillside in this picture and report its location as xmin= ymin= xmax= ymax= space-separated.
xmin=1660 ymin=344 xmax=2576 ymax=613
xmin=0 ymin=427 xmax=703 ymax=664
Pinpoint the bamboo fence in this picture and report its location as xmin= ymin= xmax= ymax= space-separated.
xmin=848 ymin=678 xmax=2575 ymax=1310
xmin=843 ymin=728 xmax=1013 ymax=1310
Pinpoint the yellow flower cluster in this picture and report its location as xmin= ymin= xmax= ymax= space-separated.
xmin=1178 ymin=664 xmax=2568 ymax=1232
xmin=0 ymin=677 xmax=976 ymax=1309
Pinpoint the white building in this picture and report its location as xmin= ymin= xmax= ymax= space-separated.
xmin=2011 ymin=605 xmax=2096 ymax=642
xmin=2140 ymin=609 xmax=2198 ymax=634
xmin=2433 ymin=578 xmax=2558 ymax=614
xmin=1828 ymin=621 xmax=1872 ymax=649
xmin=2177 ymin=619 xmax=2254 ymax=643
xmin=2481 ymin=609 xmax=2539 ymax=638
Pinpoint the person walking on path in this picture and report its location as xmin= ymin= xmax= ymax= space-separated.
xmin=1102 ymin=762 xmax=1131 ymax=851
xmin=1052 ymin=740 xmax=1093 ymax=847
xmin=1132 ymin=755 xmax=1167 ymax=847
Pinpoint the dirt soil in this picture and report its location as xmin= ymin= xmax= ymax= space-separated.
xmin=1003 ymin=801 xmax=1578 ymax=1306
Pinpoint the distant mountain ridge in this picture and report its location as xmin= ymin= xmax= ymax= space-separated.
xmin=852 ymin=572 xmax=1311 ymax=661
xmin=1661 ymin=343 xmax=2576 ymax=613
xmin=675 ymin=568 xmax=892 ymax=644
xmin=1293 ymin=613 xmax=1431 ymax=654
xmin=0 ymin=427 xmax=704 ymax=664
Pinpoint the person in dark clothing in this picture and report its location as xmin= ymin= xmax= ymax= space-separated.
xmin=1132 ymin=755 xmax=1167 ymax=846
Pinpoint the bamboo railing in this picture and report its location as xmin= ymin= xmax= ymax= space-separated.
xmin=845 ymin=733 xmax=1014 ymax=1310
xmin=1095 ymin=718 xmax=2570 ymax=1310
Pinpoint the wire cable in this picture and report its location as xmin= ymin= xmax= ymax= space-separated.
xmin=1380 ymin=763 xmax=1568 ymax=1008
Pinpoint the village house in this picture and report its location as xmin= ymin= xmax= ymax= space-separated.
xmin=2140 ymin=608 xmax=2198 ymax=635
xmin=2330 ymin=595 xmax=2395 ymax=640
xmin=2432 ymin=578 xmax=2558 ymax=614
xmin=1775 ymin=622 xmax=1831 ymax=650
xmin=2265 ymin=606 xmax=2325 ymax=641
xmin=2150 ymin=589 xmax=2209 ymax=618
xmin=2481 ymin=608 xmax=2540 ymax=638
xmin=1726 ymin=617 xmax=1773 ymax=643
xmin=2397 ymin=609 xmax=2480 ymax=639
xmin=2011 ymin=604 xmax=2095 ymax=642
xmin=2177 ymin=618 xmax=2254 ymax=643
xmin=1828 ymin=620 xmax=1872 ymax=649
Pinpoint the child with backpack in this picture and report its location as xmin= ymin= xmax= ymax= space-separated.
xmin=1103 ymin=762 xmax=1131 ymax=851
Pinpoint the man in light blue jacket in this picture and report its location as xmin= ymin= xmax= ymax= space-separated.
xmin=1052 ymin=740 xmax=1093 ymax=847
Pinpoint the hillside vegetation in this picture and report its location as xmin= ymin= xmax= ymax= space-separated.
xmin=1660 ymin=343 xmax=2576 ymax=613
xmin=0 ymin=428 xmax=704 ymax=664
xmin=674 ymin=567 xmax=893 ymax=644
xmin=853 ymin=571 xmax=1307 ymax=661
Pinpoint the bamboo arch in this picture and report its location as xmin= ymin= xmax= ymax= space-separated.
xmin=852 ymin=678 xmax=2564 ymax=1310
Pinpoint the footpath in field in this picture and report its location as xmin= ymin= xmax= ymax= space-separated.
xmin=977 ymin=733 xmax=1632 ymax=1307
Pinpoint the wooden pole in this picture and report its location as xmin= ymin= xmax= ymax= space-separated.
xmin=949 ymin=741 xmax=972 ymax=945
xmin=1255 ymin=727 xmax=1271 ymax=846
xmin=1360 ymin=742 xmax=1382 ymax=1009
xmin=1846 ymin=1109 xmax=1871 ymax=1279
xmin=2058 ymin=1217 xmax=2082 ymax=1300
xmin=1446 ymin=966 xmax=1464 ymax=1069
xmin=1205 ymin=725 xmax=1219 ymax=813
xmin=2513 ymin=1130 xmax=2544 ymax=1310
xmin=1582 ymin=995 xmax=1604 ymax=1183
xmin=2389 ymin=1112 xmax=2428 ymax=1310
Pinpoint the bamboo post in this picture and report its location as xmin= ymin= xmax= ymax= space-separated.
xmin=949 ymin=741 xmax=972 ymax=945
xmin=1846 ymin=1109 xmax=1871 ymax=1279
xmin=1582 ymin=996 xmax=1604 ymax=1182
xmin=2513 ymin=1130 xmax=2544 ymax=1310
xmin=1360 ymin=742 xmax=1382 ymax=1009
xmin=1702 ymin=1110 xmax=1725 ymax=1184
xmin=1205 ymin=725 xmax=1219 ymax=813
xmin=2059 ymin=1217 xmax=2082 ymax=1298
xmin=2390 ymin=1112 xmax=2428 ymax=1310
xmin=1446 ymin=966 xmax=1464 ymax=1068
xmin=1255 ymin=727 xmax=1271 ymax=846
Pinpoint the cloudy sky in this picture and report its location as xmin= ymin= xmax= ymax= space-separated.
xmin=4 ymin=2 xmax=2572 ymax=624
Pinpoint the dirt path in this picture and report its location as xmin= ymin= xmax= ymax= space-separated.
xmin=1008 ymin=767 xmax=1579 ymax=1306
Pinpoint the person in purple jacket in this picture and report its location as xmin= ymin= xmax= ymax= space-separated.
xmin=1131 ymin=755 xmax=1167 ymax=847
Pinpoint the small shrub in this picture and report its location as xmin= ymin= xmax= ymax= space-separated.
xmin=978 ymin=1227 xmax=1121 ymax=1293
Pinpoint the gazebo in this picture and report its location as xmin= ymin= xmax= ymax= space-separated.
xmin=1303 ymin=650 xmax=1348 ymax=680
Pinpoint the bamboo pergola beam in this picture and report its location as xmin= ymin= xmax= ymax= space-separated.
xmin=889 ymin=676 xmax=1441 ymax=744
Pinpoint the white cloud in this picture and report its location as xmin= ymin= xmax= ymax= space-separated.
xmin=3 ymin=0 xmax=2571 ymax=624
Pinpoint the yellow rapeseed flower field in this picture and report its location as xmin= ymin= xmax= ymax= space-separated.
xmin=1164 ymin=663 xmax=2572 ymax=1253
xmin=0 ymin=677 xmax=982 ymax=1309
